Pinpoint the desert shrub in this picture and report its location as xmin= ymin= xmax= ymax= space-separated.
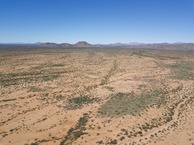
xmin=109 ymin=139 xmax=117 ymax=144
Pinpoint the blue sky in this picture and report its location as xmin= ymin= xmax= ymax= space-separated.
xmin=0 ymin=0 xmax=194 ymax=44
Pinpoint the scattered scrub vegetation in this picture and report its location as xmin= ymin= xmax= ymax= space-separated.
xmin=0 ymin=71 xmax=65 ymax=86
xmin=65 ymin=95 xmax=96 ymax=110
xmin=60 ymin=114 xmax=88 ymax=145
xmin=55 ymin=95 xmax=65 ymax=101
xmin=100 ymin=60 xmax=117 ymax=85
xmin=167 ymin=61 xmax=194 ymax=80
xmin=32 ymin=62 xmax=65 ymax=70
xmin=98 ymin=89 xmax=165 ymax=117
xmin=28 ymin=86 xmax=43 ymax=92
xmin=68 ymin=96 xmax=94 ymax=105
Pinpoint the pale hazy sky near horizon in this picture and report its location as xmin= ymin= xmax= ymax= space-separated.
xmin=0 ymin=0 xmax=194 ymax=44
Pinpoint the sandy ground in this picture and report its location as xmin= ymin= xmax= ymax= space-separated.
xmin=0 ymin=48 xmax=194 ymax=145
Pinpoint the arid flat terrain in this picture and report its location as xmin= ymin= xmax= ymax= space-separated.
xmin=0 ymin=47 xmax=194 ymax=145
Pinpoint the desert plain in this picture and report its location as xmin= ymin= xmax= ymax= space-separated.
xmin=0 ymin=47 xmax=194 ymax=145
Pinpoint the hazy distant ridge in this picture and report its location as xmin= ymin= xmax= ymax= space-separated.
xmin=1 ymin=41 xmax=194 ymax=50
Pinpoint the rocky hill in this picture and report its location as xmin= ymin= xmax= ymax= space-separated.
xmin=73 ymin=41 xmax=92 ymax=47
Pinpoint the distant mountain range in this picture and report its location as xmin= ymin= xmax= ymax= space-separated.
xmin=1 ymin=41 xmax=194 ymax=51
xmin=35 ymin=41 xmax=92 ymax=47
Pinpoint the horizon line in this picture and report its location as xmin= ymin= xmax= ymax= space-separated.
xmin=0 ymin=41 xmax=194 ymax=45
